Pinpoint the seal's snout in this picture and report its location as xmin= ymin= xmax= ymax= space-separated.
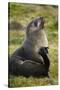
xmin=37 ymin=17 xmax=45 ymax=29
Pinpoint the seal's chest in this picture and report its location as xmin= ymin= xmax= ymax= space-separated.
xmin=35 ymin=34 xmax=48 ymax=52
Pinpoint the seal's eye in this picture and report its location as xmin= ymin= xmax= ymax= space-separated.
xmin=34 ymin=21 xmax=37 ymax=27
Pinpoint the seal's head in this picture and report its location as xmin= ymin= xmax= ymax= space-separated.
xmin=27 ymin=17 xmax=45 ymax=34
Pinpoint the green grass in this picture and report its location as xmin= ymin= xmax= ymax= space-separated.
xmin=9 ymin=76 xmax=54 ymax=87
xmin=8 ymin=3 xmax=58 ymax=87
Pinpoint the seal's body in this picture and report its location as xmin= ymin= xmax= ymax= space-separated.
xmin=9 ymin=17 xmax=50 ymax=77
